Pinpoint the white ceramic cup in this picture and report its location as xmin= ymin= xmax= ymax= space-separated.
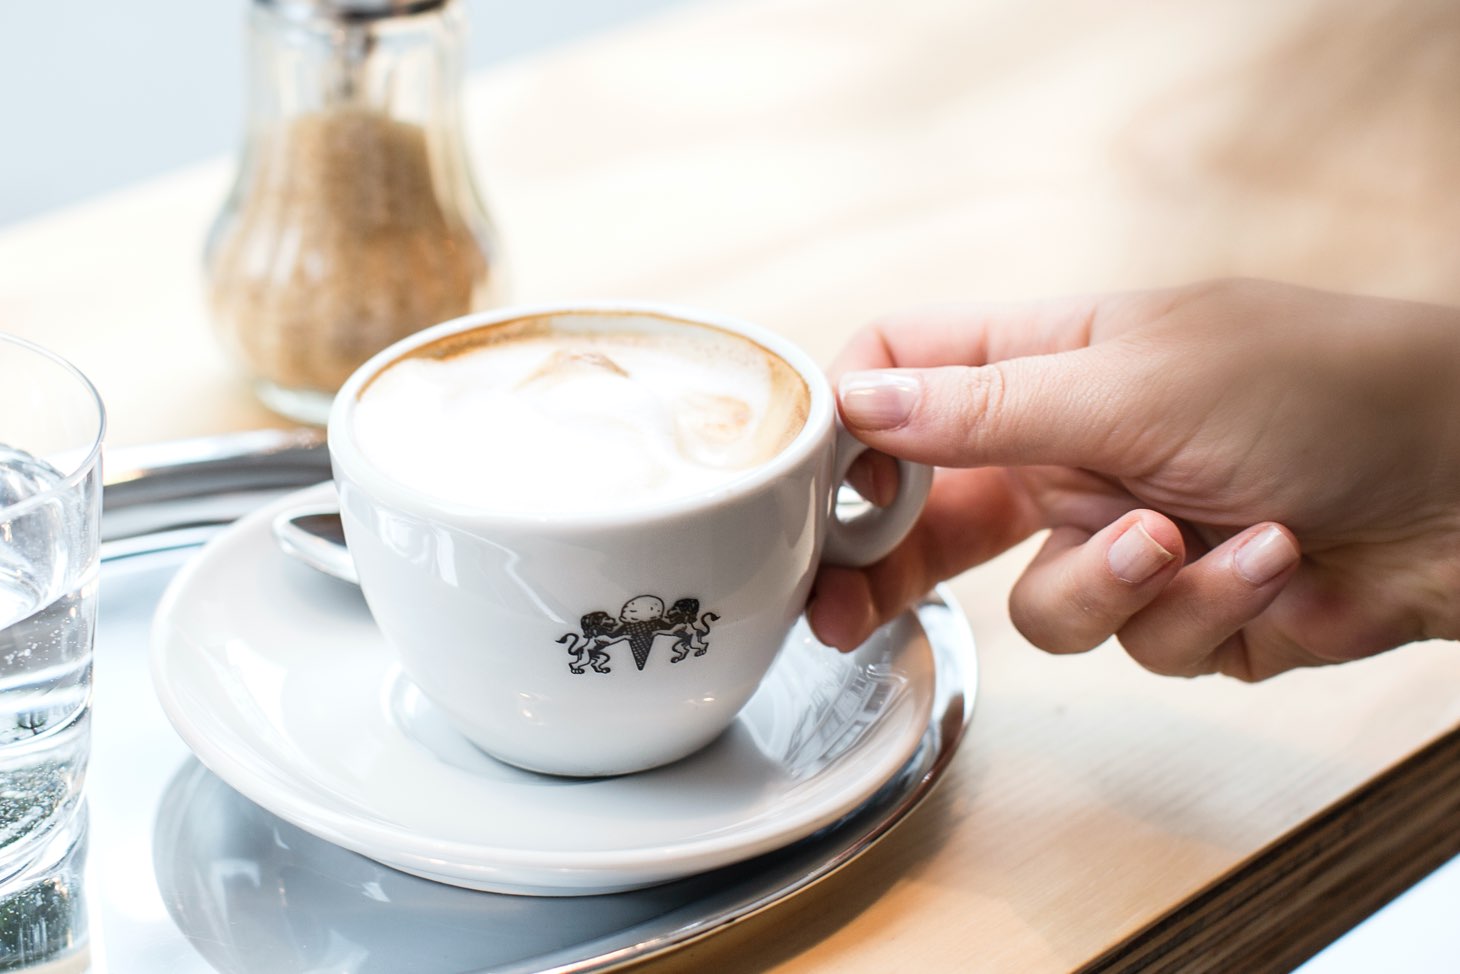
xmin=328 ymin=304 xmax=932 ymax=776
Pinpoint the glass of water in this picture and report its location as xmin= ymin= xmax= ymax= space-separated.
xmin=0 ymin=334 xmax=103 ymax=967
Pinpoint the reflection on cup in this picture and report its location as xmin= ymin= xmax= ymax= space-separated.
xmin=0 ymin=334 xmax=104 ymax=967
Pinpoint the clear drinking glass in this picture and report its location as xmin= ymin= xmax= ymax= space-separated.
xmin=0 ymin=334 xmax=104 ymax=968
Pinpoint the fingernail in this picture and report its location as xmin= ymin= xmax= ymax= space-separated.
xmin=839 ymin=371 xmax=921 ymax=431
xmin=1107 ymin=521 xmax=1175 ymax=583
xmin=1235 ymin=525 xmax=1298 ymax=585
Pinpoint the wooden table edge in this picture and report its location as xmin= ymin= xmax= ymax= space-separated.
xmin=1077 ymin=719 xmax=1460 ymax=973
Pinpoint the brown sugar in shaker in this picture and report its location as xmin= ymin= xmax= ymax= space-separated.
xmin=206 ymin=0 xmax=500 ymax=424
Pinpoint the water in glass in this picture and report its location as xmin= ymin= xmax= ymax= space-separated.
xmin=0 ymin=443 xmax=96 ymax=893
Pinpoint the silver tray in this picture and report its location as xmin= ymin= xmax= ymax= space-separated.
xmin=85 ymin=430 xmax=977 ymax=973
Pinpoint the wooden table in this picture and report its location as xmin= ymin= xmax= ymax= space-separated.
xmin=3 ymin=0 xmax=1458 ymax=970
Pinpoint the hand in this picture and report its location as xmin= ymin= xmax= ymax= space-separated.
xmin=807 ymin=279 xmax=1460 ymax=680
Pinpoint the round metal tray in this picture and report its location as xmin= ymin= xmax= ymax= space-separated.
xmin=86 ymin=430 xmax=976 ymax=973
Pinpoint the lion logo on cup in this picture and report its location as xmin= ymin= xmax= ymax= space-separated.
xmin=556 ymin=595 xmax=720 ymax=674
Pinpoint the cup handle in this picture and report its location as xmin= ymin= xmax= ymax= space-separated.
xmin=820 ymin=422 xmax=933 ymax=567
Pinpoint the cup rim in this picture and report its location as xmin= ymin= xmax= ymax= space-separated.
xmin=327 ymin=301 xmax=835 ymax=527
xmin=0 ymin=332 xmax=107 ymax=520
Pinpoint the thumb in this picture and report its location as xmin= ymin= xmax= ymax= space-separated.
xmin=837 ymin=349 xmax=1139 ymax=469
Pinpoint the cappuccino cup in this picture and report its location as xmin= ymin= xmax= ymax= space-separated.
xmin=328 ymin=304 xmax=931 ymax=776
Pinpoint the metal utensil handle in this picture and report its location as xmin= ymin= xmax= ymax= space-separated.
xmin=102 ymin=428 xmax=330 ymax=547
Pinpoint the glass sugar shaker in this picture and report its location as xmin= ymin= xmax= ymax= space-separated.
xmin=205 ymin=0 xmax=500 ymax=424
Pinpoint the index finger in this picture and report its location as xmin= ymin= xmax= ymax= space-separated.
xmin=829 ymin=288 xmax=1184 ymax=380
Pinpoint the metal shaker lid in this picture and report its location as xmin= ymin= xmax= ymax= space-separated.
xmin=258 ymin=0 xmax=451 ymax=21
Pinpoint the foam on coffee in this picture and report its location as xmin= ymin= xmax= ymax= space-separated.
xmin=352 ymin=314 xmax=810 ymax=514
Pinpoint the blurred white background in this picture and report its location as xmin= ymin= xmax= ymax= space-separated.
xmin=0 ymin=0 xmax=699 ymax=226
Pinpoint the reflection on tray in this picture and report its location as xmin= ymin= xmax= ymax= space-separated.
xmin=152 ymin=752 xmax=939 ymax=974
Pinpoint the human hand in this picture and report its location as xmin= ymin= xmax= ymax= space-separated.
xmin=808 ymin=279 xmax=1460 ymax=680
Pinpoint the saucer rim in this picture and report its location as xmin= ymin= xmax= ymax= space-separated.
xmin=150 ymin=483 xmax=939 ymax=890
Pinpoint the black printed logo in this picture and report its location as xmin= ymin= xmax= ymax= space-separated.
xmin=557 ymin=596 xmax=720 ymax=674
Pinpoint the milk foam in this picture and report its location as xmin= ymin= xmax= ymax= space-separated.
xmin=353 ymin=322 xmax=808 ymax=514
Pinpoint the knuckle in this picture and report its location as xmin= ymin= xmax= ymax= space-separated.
xmin=1121 ymin=641 xmax=1186 ymax=677
xmin=945 ymin=363 xmax=1008 ymax=454
xmin=1217 ymin=658 xmax=1265 ymax=682
xmin=1118 ymin=629 xmax=1206 ymax=678
xmin=1165 ymin=276 xmax=1279 ymax=328
xmin=1168 ymin=276 xmax=1237 ymax=313
xmin=1009 ymin=583 xmax=1109 ymax=656
xmin=1011 ymin=535 xmax=1158 ymax=656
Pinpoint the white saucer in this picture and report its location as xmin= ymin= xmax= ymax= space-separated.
xmin=150 ymin=484 xmax=937 ymax=896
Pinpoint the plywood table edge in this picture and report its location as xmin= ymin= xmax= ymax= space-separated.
xmin=1077 ymin=720 xmax=1460 ymax=974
